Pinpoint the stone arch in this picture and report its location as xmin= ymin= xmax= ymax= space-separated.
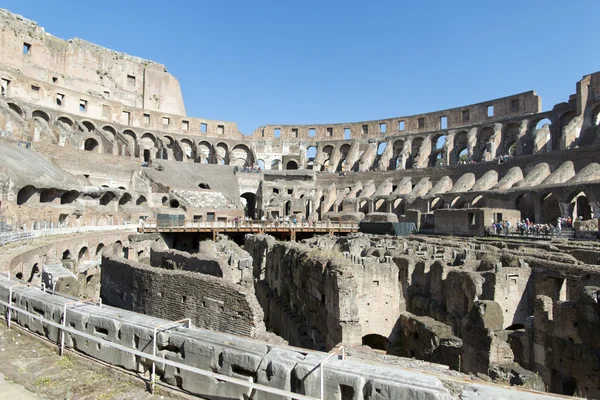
xmin=215 ymin=142 xmax=229 ymax=165
xmin=118 ymin=193 xmax=132 ymax=205
xmin=136 ymin=196 xmax=147 ymax=206
xmin=451 ymin=196 xmax=466 ymax=209
xmin=474 ymin=126 xmax=495 ymax=161
xmin=541 ymin=193 xmax=561 ymax=224
xmin=453 ymin=131 xmax=469 ymax=164
xmin=271 ymin=159 xmax=281 ymax=170
xmin=501 ymin=122 xmax=520 ymax=156
xmin=180 ymin=138 xmax=195 ymax=160
xmin=430 ymin=197 xmax=444 ymax=211
xmin=432 ymin=133 xmax=446 ymax=151
xmin=99 ymin=191 xmax=116 ymax=206
xmin=362 ymin=334 xmax=389 ymax=351
xmin=84 ymin=138 xmax=100 ymax=152
xmin=78 ymin=246 xmax=89 ymax=261
xmin=198 ymin=141 xmax=213 ymax=163
xmin=306 ymin=146 xmax=317 ymax=169
xmin=96 ymin=243 xmax=105 ymax=256
xmin=169 ymin=199 xmax=180 ymax=208
xmin=241 ymin=192 xmax=257 ymax=219
xmin=122 ymin=130 xmax=138 ymax=156
xmin=32 ymin=110 xmax=50 ymax=122
xmin=61 ymin=190 xmax=79 ymax=204
xmin=62 ymin=250 xmax=73 ymax=260
xmin=17 ymin=185 xmax=36 ymax=205
xmin=516 ymin=194 xmax=535 ymax=221
xmin=256 ymin=159 xmax=265 ymax=170
xmin=141 ymin=132 xmax=156 ymax=149
xmin=567 ymin=190 xmax=592 ymax=220
xmin=471 ymin=195 xmax=485 ymax=208
xmin=392 ymin=139 xmax=405 ymax=169
xmin=81 ymin=120 xmax=96 ymax=133
xmin=102 ymin=125 xmax=117 ymax=140
xmin=286 ymin=160 xmax=298 ymax=170
xmin=39 ymin=188 xmax=57 ymax=203
xmin=7 ymin=102 xmax=24 ymax=117
xmin=57 ymin=116 xmax=74 ymax=127
xmin=231 ymin=144 xmax=252 ymax=167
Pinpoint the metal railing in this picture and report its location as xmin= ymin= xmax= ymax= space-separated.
xmin=0 ymin=281 xmax=343 ymax=400
xmin=0 ymin=231 xmax=34 ymax=246
xmin=142 ymin=219 xmax=358 ymax=231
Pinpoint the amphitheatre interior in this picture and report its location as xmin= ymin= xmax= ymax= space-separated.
xmin=0 ymin=7 xmax=600 ymax=400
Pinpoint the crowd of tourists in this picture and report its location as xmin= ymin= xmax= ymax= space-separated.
xmin=233 ymin=215 xmax=316 ymax=228
xmin=487 ymin=215 xmax=577 ymax=237
xmin=236 ymin=165 xmax=262 ymax=173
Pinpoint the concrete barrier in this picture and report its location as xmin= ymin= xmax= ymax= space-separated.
xmin=0 ymin=275 xmax=563 ymax=400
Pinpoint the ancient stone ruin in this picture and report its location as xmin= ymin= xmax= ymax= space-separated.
xmin=0 ymin=7 xmax=599 ymax=400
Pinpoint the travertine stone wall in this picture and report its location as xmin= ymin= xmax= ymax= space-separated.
xmin=100 ymin=255 xmax=265 ymax=337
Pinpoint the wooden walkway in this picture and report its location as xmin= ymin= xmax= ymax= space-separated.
xmin=138 ymin=220 xmax=359 ymax=240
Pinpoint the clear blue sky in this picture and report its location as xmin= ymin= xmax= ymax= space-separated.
xmin=4 ymin=0 xmax=599 ymax=135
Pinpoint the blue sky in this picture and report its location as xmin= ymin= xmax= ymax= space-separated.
xmin=4 ymin=0 xmax=599 ymax=135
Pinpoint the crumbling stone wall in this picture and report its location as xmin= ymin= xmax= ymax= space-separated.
xmin=245 ymin=234 xmax=402 ymax=350
xmin=100 ymin=255 xmax=265 ymax=337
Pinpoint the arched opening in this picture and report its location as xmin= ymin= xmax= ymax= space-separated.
xmin=215 ymin=143 xmax=229 ymax=165
xmin=241 ymin=192 xmax=257 ymax=219
xmin=17 ymin=185 xmax=36 ymax=205
xmin=256 ymin=159 xmax=265 ymax=170
xmin=118 ymin=193 xmax=132 ymax=205
xmin=569 ymin=191 xmax=592 ymax=220
xmin=78 ymin=246 xmax=89 ymax=261
xmin=143 ymin=149 xmax=150 ymax=162
xmin=475 ymin=127 xmax=494 ymax=162
xmin=198 ymin=141 xmax=212 ymax=164
xmin=8 ymin=103 xmax=24 ymax=117
xmin=32 ymin=110 xmax=50 ymax=122
xmin=306 ymin=146 xmax=317 ymax=170
xmin=161 ymin=196 xmax=169 ymax=206
xmin=15 ymin=272 xmax=23 ymax=280
xmin=558 ymin=111 xmax=576 ymax=150
xmin=451 ymin=196 xmax=466 ymax=209
xmin=430 ymin=152 xmax=444 ymax=167
xmin=430 ymin=197 xmax=444 ymax=211
xmin=169 ymin=199 xmax=180 ymax=208
xmin=99 ymin=192 xmax=116 ymax=206
xmin=198 ymin=183 xmax=211 ymax=189
xmin=180 ymin=139 xmax=194 ymax=160
xmin=62 ymin=250 xmax=72 ymax=260
xmin=376 ymin=142 xmax=387 ymax=155
xmin=535 ymin=118 xmax=552 ymax=130
xmin=271 ymin=159 xmax=281 ymax=170
xmin=471 ymin=195 xmax=485 ymax=208
xmin=516 ymin=194 xmax=535 ymax=221
xmin=286 ymin=160 xmax=298 ymax=170
xmin=232 ymin=144 xmax=253 ymax=167
xmin=453 ymin=131 xmax=469 ymax=164
xmin=284 ymin=200 xmax=291 ymax=216
xmin=102 ymin=125 xmax=117 ymax=141
xmin=136 ymin=196 xmax=147 ymax=206
xmin=96 ymin=243 xmax=105 ymax=256
xmin=392 ymin=140 xmax=405 ymax=169
xmin=57 ymin=116 xmax=74 ymax=127
xmin=82 ymin=121 xmax=95 ymax=133
xmin=362 ymin=334 xmax=389 ymax=352
xmin=61 ymin=190 xmax=79 ymax=204
xmin=501 ymin=123 xmax=520 ymax=156
xmin=337 ymin=143 xmax=351 ymax=172
xmin=39 ymin=189 xmax=57 ymax=203
xmin=541 ymin=193 xmax=561 ymax=224
xmin=305 ymin=199 xmax=313 ymax=218
xmin=84 ymin=138 xmax=99 ymax=152
xmin=433 ymin=134 xmax=446 ymax=151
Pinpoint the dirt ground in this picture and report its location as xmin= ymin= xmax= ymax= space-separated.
xmin=0 ymin=323 xmax=196 ymax=400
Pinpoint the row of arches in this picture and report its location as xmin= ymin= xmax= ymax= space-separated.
xmin=16 ymin=185 xmax=148 ymax=207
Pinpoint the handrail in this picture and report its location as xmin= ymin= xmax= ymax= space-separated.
xmin=0 ymin=292 xmax=326 ymax=400
xmin=141 ymin=219 xmax=358 ymax=232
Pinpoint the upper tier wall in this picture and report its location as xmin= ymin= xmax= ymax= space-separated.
xmin=251 ymin=91 xmax=541 ymax=140
xmin=0 ymin=8 xmax=185 ymax=115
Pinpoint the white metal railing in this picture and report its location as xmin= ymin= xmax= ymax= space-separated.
xmin=141 ymin=219 xmax=358 ymax=231
xmin=0 ymin=231 xmax=34 ymax=246
xmin=0 ymin=284 xmax=343 ymax=400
